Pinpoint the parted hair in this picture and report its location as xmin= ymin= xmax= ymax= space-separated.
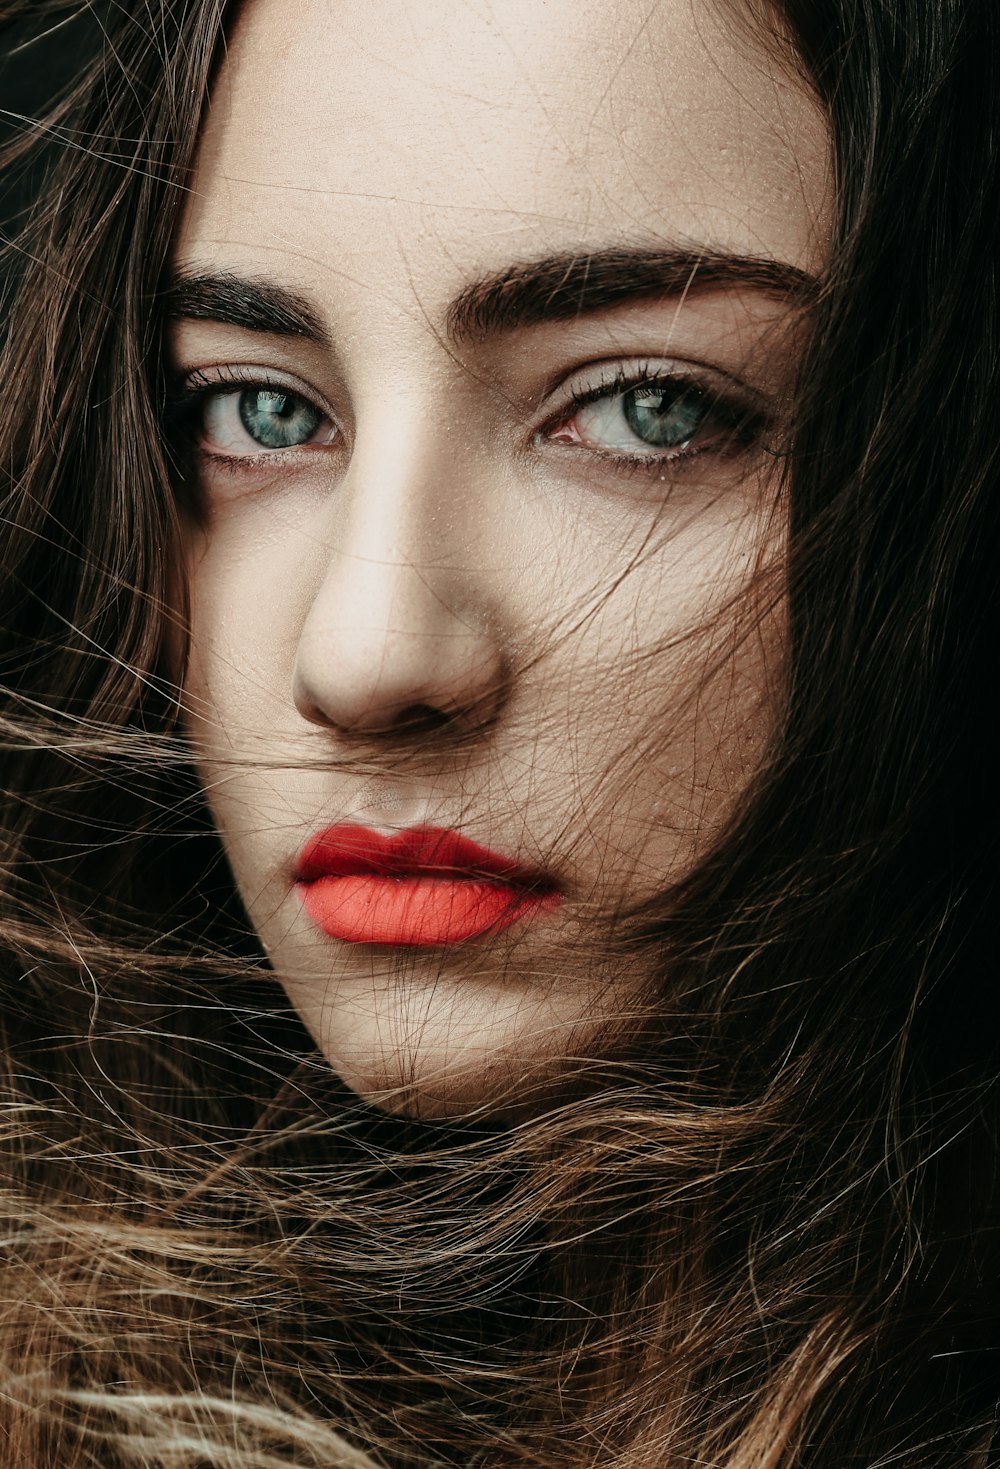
xmin=0 ymin=1 xmax=997 ymax=1465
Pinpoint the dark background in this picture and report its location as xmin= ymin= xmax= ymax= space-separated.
xmin=0 ymin=7 xmax=105 ymax=243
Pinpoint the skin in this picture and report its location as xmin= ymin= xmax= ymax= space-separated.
xmin=173 ymin=0 xmax=830 ymax=1116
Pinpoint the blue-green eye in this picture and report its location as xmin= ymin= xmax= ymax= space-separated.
xmin=238 ymin=388 xmax=323 ymax=448
xmin=558 ymin=379 xmax=713 ymax=455
xmin=197 ymin=384 xmax=336 ymax=456
xmin=546 ymin=366 xmax=759 ymax=468
xmin=621 ymin=383 xmax=709 ymax=448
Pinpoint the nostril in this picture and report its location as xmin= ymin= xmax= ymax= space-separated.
xmin=396 ymin=702 xmax=456 ymax=736
xmin=291 ymin=585 xmax=510 ymax=740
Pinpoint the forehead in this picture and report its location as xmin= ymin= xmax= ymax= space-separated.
xmin=178 ymin=0 xmax=829 ymax=312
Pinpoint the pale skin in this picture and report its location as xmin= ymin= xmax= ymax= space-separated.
xmin=173 ymin=0 xmax=830 ymax=1116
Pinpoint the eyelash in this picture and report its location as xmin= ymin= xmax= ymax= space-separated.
xmin=540 ymin=360 xmax=769 ymax=478
xmin=165 ymin=361 xmax=770 ymax=481
xmin=165 ymin=365 xmax=331 ymax=476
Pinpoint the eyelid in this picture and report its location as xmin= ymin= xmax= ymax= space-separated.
xmin=534 ymin=354 xmax=771 ymax=427
xmin=170 ymin=362 xmax=337 ymax=420
xmin=163 ymin=364 xmax=343 ymax=469
xmin=528 ymin=356 xmax=774 ymax=469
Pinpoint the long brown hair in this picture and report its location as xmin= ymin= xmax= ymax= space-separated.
xmin=1 ymin=1 xmax=997 ymax=1465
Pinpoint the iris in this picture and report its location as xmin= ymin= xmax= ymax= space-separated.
xmin=622 ymin=384 xmax=708 ymax=448
xmin=238 ymin=388 xmax=322 ymax=449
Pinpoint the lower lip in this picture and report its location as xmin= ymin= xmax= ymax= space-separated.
xmin=297 ymin=874 xmax=560 ymax=946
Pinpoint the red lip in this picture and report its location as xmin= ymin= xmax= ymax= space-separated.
xmin=294 ymin=824 xmax=561 ymax=946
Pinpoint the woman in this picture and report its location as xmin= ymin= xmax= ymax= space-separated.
xmin=0 ymin=1 xmax=996 ymax=1465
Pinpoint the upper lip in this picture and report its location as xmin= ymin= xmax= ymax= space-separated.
xmin=294 ymin=823 xmax=557 ymax=890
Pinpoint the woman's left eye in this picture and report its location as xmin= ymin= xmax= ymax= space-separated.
xmin=544 ymin=369 xmax=761 ymax=466
xmin=190 ymin=384 xmax=337 ymax=458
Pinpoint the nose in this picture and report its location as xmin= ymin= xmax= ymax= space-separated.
xmin=291 ymin=460 xmax=508 ymax=741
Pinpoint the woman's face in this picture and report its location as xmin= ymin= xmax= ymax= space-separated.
xmin=173 ymin=0 xmax=829 ymax=1115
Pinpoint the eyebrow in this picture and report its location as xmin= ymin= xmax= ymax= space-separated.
xmin=165 ymin=247 xmax=817 ymax=348
xmin=164 ymin=271 xmax=330 ymax=345
xmin=446 ymin=247 xmax=818 ymax=342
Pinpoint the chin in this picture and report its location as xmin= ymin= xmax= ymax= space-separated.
xmin=334 ymin=1057 xmax=527 ymax=1122
xmin=280 ymin=968 xmax=625 ymax=1121
xmin=310 ymin=1016 xmax=566 ymax=1121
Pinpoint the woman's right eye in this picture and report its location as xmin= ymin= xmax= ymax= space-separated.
xmin=196 ymin=386 xmax=338 ymax=457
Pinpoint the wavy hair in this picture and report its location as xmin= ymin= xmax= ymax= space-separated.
xmin=0 ymin=1 xmax=997 ymax=1465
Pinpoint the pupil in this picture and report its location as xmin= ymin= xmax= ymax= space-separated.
xmin=239 ymin=389 xmax=321 ymax=449
xmin=623 ymin=384 xmax=708 ymax=448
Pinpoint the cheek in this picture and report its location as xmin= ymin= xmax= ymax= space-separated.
xmin=554 ymin=509 xmax=784 ymax=899
xmin=181 ymin=520 xmax=306 ymax=729
xmin=571 ymin=635 xmax=779 ymax=904
xmin=179 ymin=530 xmax=307 ymax=888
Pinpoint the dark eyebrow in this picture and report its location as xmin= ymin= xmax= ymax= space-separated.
xmin=446 ymin=247 xmax=818 ymax=343
xmin=163 ymin=247 xmax=817 ymax=352
xmin=164 ymin=270 xmax=330 ymax=345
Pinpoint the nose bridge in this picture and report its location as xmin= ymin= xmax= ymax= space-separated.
xmin=291 ymin=407 xmax=507 ymax=736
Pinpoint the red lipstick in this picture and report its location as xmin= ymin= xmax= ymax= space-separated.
xmin=294 ymin=824 xmax=562 ymax=946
